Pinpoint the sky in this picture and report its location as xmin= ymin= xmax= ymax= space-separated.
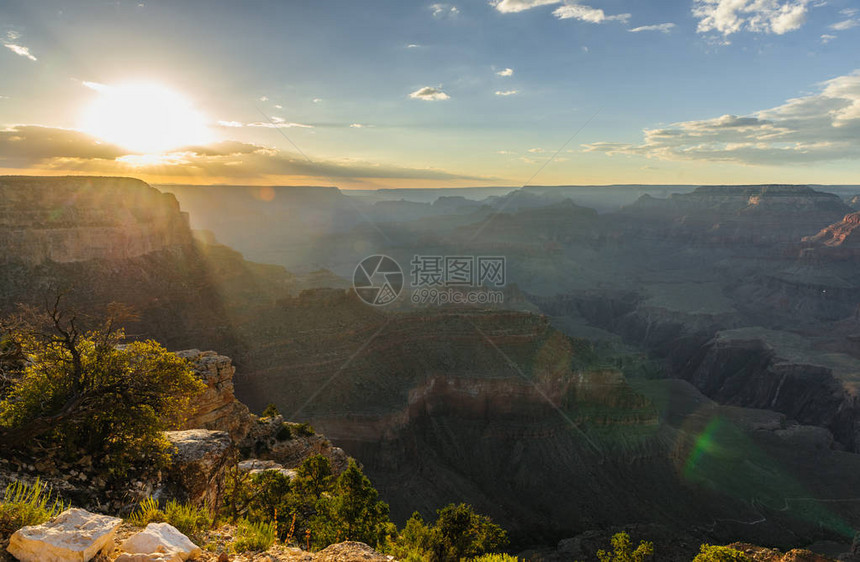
xmin=1 ymin=0 xmax=859 ymax=188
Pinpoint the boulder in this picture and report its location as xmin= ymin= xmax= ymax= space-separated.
xmin=237 ymin=458 xmax=297 ymax=480
xmin=315 ymin=540 xmax=393 ymax=561
xmin=164 ymin=429 xmax=234 ymax=508
xmin=6 ymin=507 xmax=121 ymax=562
xmin=116 ymin=522 xmax=201 ymax=562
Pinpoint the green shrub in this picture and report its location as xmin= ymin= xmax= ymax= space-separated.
xmin=293 ymin=422 xmax=315 ymax=437
xmin=261 ymin=403 xmax=280 ymax=418
xmin=128 ymin=497 xmax=212 ymax=538
xmin=469 ymin=555 xmax=519 ymax=562
xmin=232 ymin=518 xmax=276 ymax=552
xmin=164 ymin=500 xmax=213 ymax=537
xmin=0 ymin=311 xmax=204 ymax=476
xmin=597 ymin=532 xmax=654 ymax=562
xmin=127 ymin=497 xmax=164 ymax=527
xmin=693 ymin=544 xmax=752 ymax=562
xmin=0 ymin=479 xmax=67 ymax=535
xmin=386 ymin=503 xmax=508 ymax=562
xmin=276 ymin=423 xmax=293 ymax=441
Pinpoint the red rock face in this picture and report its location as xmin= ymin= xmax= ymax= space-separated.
xmin=0 ymin=176 xmax=192 ymax=265
xmin=802 ymin=212 xmax=860 ymax=260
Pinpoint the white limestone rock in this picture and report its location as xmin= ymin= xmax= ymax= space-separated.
xmin=6 ymin=507 xmax=121 ymax=562
xmin=118 ymin=522 xmax=201 ymax=562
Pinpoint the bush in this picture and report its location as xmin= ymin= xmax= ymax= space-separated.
xmin=232 ymin=518 xmax=276 ymax=552
xmin=0 ymin=306 xmax=204 ymax=476
xmin=261 ymin=403 xmax=280 ymax=418
xmin=469 ymin=555 xmax=519 ymax=562
xmin=387 ymin=503 xmax=508 ymax=562
xmin=597 ymin=532 xmax=654 ymax=562
xmin=0 ymin=479 xmax=67 ymax=535
xmin=693 ymin=545 xmax=752 ymax=562
xmin=127 ymin=497 xmax=212 ymax=538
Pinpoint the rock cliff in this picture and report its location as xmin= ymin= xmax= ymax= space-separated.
xmin=0 ymin=176 xmax=191 ymax=265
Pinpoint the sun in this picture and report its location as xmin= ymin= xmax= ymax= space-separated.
xmin=79 ymin=82 xmax=212 ymax=153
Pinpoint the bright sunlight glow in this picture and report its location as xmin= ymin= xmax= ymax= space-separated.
xmin=79 ymin=82 xmax=211 ymax=153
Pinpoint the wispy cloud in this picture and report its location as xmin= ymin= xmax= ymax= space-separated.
xmin=553 ymin=4 xmax=630 ymax=23
xmin=409 ymin=86 xmax=450 ymax=101
xmin=495 ymin=90 xmax=519 ymax=96
xmin=821 ymin=33 xmax=837 ymax=43
xmin=491 ymin=0 xmax=629 ymax=23
xmin=830 ymin=18 xmax=859 ymax=30
xmin=216 ymin=119 xmax=314 ymax=129
xmin=3 ymin=43 xmax=37 ymax=61
xmin=491 ymin=0 xmax=559 ymax=14
xmin=582 ymin=70 xmax=860 ymax=165
xmin=430 ymin=3 xmax=459 ymax=18
xmin=496 ymin=68 xmax=514 ymax=77
xmin=630 ymin=22 xmax=676 ymax=33
xmin=693 ymin=0 xmax=814 ymax=36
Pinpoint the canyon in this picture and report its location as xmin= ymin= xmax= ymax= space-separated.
xmin=3 ymin=177 xmax=860 ymax=556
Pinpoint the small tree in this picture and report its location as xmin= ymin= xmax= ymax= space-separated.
xmin=310 ymin=459 xmax=392 ymax=549
xmin=261 ymin=403 xmax=280 ymax=418
xmin=0 ymin=299 xmax=204 ymax=475
xmin=597 ymin=532 xmax=654 ymax=562
xmin=432 ymin=503 xmax=508 ymax=562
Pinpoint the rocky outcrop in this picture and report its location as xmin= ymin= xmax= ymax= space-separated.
xmin=240 ymin=417 xmax=350 ymax=475
xmin=116 ymin=522 xmax=201 ymax=562
xmin=163 ymin=430 xmax=234 ymax=508
xmin=6 ymin=508 xmax=121 ymax=562
xmin=676 ymin=331 xmax=860 ymax=450
xmin=802 ymin=212 xmax=860 ymax=261
xmin=178 ymin=350 xmax=252 ymax=442
xmin=0 ymin=176 xmax=191 ymax=265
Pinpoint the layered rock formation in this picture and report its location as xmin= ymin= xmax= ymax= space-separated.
xmin=178 ymin=350 xmax=252 ymax=442
xmin=802 ymin=212 xmax=860 ymax=261
xmin=0 ymin=176 xmax=191 ymax=265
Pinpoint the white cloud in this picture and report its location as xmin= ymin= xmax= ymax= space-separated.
xmin=406 ymin=43 xmax=421 ymax=48
xmin=430 ymin=3 xmax=459 ymax=17
xmin=492 ymin=0 xmax=630 ymax=23
xmin=259 ymin=96 xmax=269 ymax=102
xmin=274 ymin=104 xmax=283 ymax=109
xmin=629 ymin=22 xmax=676 ymax=33
xmin=820 ymin=33 xmax=837 ymax=42
xmin=582 ymin=70 xmax=860 ymax=165
xmin=350 ymin=123 xmax=365 ymax=128
xmin=4 ymin=43 xmax=37 ymax=61
xmin=528 ymin=147 xmax=545 ymax=153
xmin=831 ymin=18 xmax=859 ymax=30
xmin=497 ymin=67 xmax=514 ymax=77
xmin=220 ymin=119 xmax=314 ymax=129
xmin=553 ymin=4 xmax=630 ymax=23
xmin=312 ymin=98 xmax=323 ymax=103
xmin=495 ymin=90 xmax=519 ymax=96
xmin=693 ymin=0 xmax=814 ymax=36
xmin=491 ymin=0 xmax=559 ymax=14
xmin=409 ymin=86 xmax=450 ymax=101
